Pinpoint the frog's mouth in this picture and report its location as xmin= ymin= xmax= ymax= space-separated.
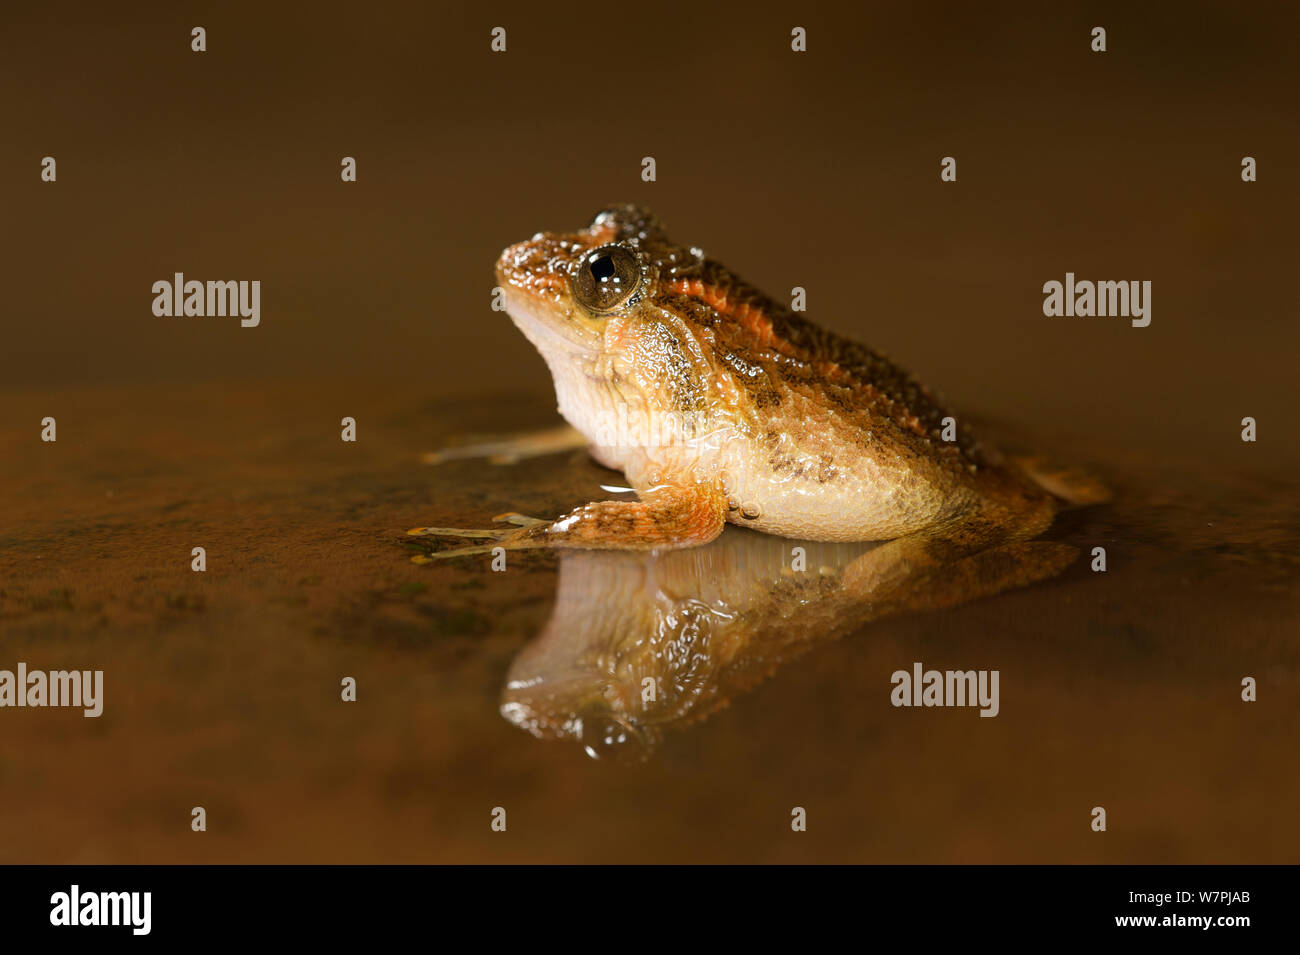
xmin=497 ymin=283 xmax=602 ymax=358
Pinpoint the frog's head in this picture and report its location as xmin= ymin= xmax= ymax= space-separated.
xmin=496 ymin=205 xmax=721 ymax=438
xmin=494 ymin=204 xmax=672 ymax=357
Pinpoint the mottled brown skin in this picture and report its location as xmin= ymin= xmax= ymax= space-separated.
xmin=414 ymin=205 xmax=1094 ymax=590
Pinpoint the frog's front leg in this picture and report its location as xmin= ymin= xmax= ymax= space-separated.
xmin=409 ymin=483 xmax=729 ymax=559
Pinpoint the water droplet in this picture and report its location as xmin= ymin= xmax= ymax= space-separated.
xmin=578 ymin=711 xmax=653 ymax=763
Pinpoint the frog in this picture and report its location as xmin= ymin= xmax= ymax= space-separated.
xmin=412 ymin=204 xmax=1105 ymax=593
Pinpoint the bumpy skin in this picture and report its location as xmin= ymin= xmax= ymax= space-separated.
xmin=488 ymin=204 xmax=1059 ymax=564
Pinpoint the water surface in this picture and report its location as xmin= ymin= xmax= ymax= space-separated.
xmin=2 ymin=384 xmax=1294 ymax=863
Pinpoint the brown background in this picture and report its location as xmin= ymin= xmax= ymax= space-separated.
xmin=1 ymin=1 xmax=1297 ymax=863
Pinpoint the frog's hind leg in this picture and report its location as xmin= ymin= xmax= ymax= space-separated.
xmin=421 ymin=425 xmax=588 ymax=465
xmin=842 ymin=478 xmax=1070 ymax=602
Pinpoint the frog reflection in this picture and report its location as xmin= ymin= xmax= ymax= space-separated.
xmin=500 ymin=526 xmax=1075 ymax=760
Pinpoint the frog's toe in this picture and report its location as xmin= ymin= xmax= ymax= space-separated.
xmin=411 ymin=541 xmax=508 ymax=563
xmin=491 ymin=512 xmax=548 ymax=527
xmin=406 ymin=525 xmax=503 ymax=540
xmin=406 ymin=518 xmax=546 ymax=562
xmin=406 ymin=527 xmax=512 ymax=563
xmin=403 ymin=512 xmax=545 ymax=539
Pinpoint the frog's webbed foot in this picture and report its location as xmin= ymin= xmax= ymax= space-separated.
xmin=407 ymin=513 xmax=548 ymax=561
xmin=421 ymin=426 xmax=588 ymax=465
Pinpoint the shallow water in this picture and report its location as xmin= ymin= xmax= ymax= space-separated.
xmin=1 ymin=383 xmax=1295 ymax=863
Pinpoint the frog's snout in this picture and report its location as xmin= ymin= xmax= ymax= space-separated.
xmin=495 ymin=236 xmax=573 ymax=298
xmin=494 ymin=240 xmax=528 ymax=287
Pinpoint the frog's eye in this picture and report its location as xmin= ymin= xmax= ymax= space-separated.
xmin=572 ymin=244 xmax=643 ymax=315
